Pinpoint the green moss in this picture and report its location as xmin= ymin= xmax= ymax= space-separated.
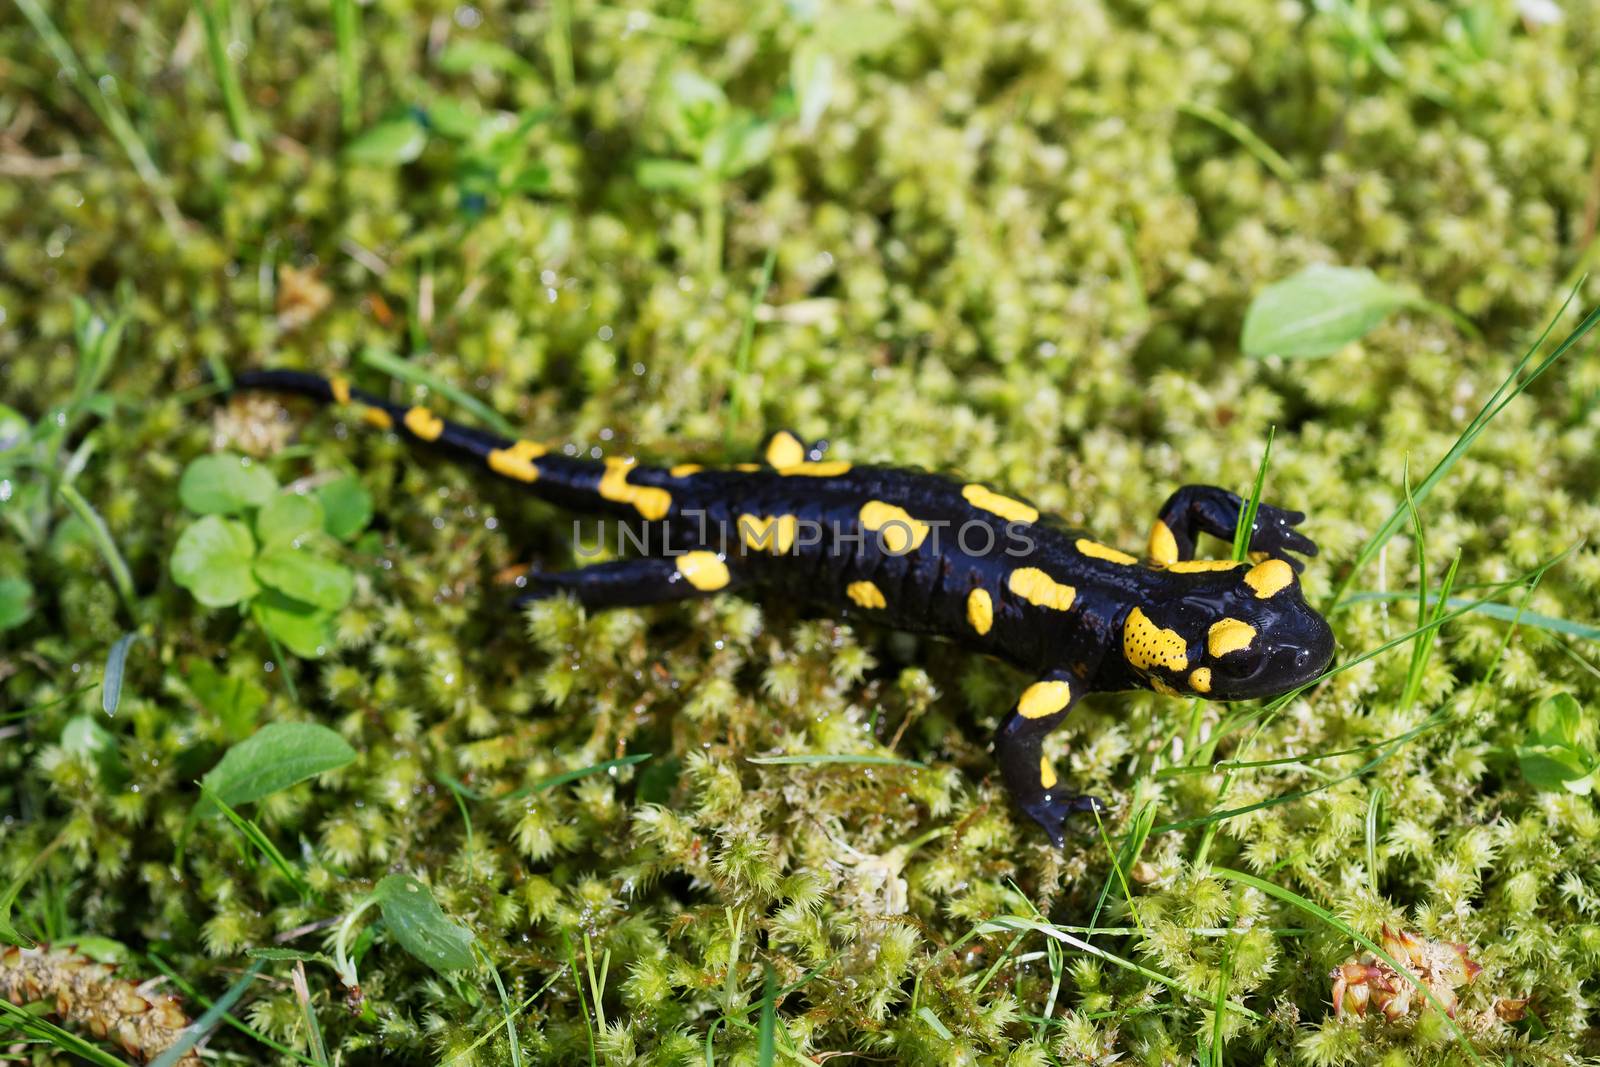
xmin=3 ymin=0 xmax=1600 ymax=1063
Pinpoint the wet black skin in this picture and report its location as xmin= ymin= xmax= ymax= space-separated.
xmin=232 ymin=370 xmax=1336 ymax=845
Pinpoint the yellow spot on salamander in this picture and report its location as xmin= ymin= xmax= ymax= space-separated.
xmin=1018 ymin=679 xmax=1072 ymax=719
xmin=1166 ymin=560 xmax=1245 ymax=573
xmin=361 ymin=405 xmax=393 ymax=430
xmin=1039 ymin=756 xmax=1058 ymax=790
xmin=669 ymin=463 xmax=703 ymax=477
xmin=1148 ymin=519 xmax=1178 ymax=565
xmin=404 ymin=406 xmax=444 ymax=441
xmin=734 ymin=462 xmax=762 ymax=472
xmin=1208 ymin=618 xmax=1257 ymax=658
xmin=765 ymin=431 xmax=806 ymax=470
xmin=1077 ymin=538 xmax=1138 ymax=565
xmin=1123 ymin=607 xmax=1188 ymax=672
xmin=488 ymin=440 xmax=546 ymax=483
xmin=631 ymin=487 xmax=673 ymax=521
xmin=1189 ymin=667 xmax=1212 ymax=693
xmin=846 ymin=580 xmax=886 ymax=609
xmin=1008 ymin=568 xmax=1076 ymax=611
xmin=1244 ymin=558 xmax=1295 ymax=598
xmin=598 ymin=457 xmax=673 ymax=520
xmin=781 ymin=460 xmax=852 ymax=477
xmin=330 ymin=376 xmax=352 ymax=405
xmin=961 ymin=484 xmax=1038 ymax=524
xmin=967 ymin=588 xmax=994 ymax=635
xmin=859 ymin=500 xmax=930 ymax=554
xmin=676 ymin=552 xmax=729 ymax=591
xmin=739 ymin=514 xmax=797 ymax=554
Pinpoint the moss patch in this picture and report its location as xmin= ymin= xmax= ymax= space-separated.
xmin=3 ymin=0 xmax=1600 ymax=1063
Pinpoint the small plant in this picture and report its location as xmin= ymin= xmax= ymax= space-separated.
xmin=342 ymin=98 xmax=552 ymax=215
xmin=169 ymin=455 xmax=371 ymax=658
xmin=1515 ymin=692 xmax=1597 ymax=795
xmin=1241 ymin=264 xmax=1474 ymax=359
xmin=636 ymin=70 xmax=776 ymax=280
xmin=0 ymin=298 xmax=136 ymax=617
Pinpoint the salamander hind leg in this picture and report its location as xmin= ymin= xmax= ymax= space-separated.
xmin=1148 ymin=485 xmax=1317 ymax=570
xmin=994 ymin=671 xmax=1103 ymax=847
xmin=514 ymin=554 xmax=742 ymax=609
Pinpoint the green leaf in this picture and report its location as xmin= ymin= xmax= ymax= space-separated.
xmin=667 ymin=70 xmax=728 ymax=147
xmin=201 ymin=721 xmax=356 ymax=808
xmin=254 ymin=548 xmax=353 ymax=612
xmin=791 ymin=43 xmax=835 ymax=132
xmin=1529 ymin=692 xmax=1584 ymax=747
xmin=372 ymin=874 xmax=475 ymax=972
xmin=316 ymin=475 xmax=373 ymax=540
xmin=257 ymin=492 xmax=325 ymax=549
xmin=425 ymin=96 xmax=487 ymax=141
xmin=701 ymin=116 xmax=774 ymax=178
xmin=172 ymin=515 xmax=260 ymax=607
xmin=0 ymin=402 xmax=30 ymax=454
xmin=179 ymin=453 xmax=278 ymax=515
xmin=814 ymin=7 xmax=905 ymax=55
xmin=0 ymin=576 xmax=34 ymax=632
xmin=636 ymin=158 xmax=705 ymax=192
xmin=101 ymin=632 xmax=139 ymax=715
xmin=186 ymin=658 xmax=267 ymax=740
xmin=435 ymin=38 xmax=530 ymax=76
xmin=344 ymin=117 xmax=428 ymax=166
xmin=1517 ymin=743 xmax=1594 ymax=794
xmin=61 ymin=714 xmax=115 ymax=758
xmin=252 ymin=590 xmax=335 ymax=658
xmin=1241 ymin=264 xmax=1412 ymax=359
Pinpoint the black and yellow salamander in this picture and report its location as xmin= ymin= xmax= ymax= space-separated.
xmin=231 ymin=369 xmax=1336 ymax=845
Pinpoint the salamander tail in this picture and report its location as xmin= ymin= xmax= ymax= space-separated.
xmin=229 ymin=368 xmax=511 ymax=464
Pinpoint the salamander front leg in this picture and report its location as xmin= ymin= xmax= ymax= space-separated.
xmin=995 ymin=671 xmax=1103 ymax=847
xmin=1147 ymin=485 xmax=1318 ymax=571
xmin=514 ymin=553 xmax=741 ymax=609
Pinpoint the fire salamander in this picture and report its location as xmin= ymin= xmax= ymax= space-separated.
xmin=232 ymin=370 xmax=1335 ymax=845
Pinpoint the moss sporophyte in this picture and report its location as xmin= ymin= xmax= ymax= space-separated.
xmin=5 ymin=0 xmax=1600 ymax=1062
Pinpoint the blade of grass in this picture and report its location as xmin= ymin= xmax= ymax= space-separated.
xmin=1177 ymin=102 xmax=1296 ymax=183
xmin=147 ymin=960 xmax=266 ymax=1067
xmin=473 ymin=944 xmax=523 ymax=1067
xmin=194 ymin=0 xmax=259 ymax=162
xmin=1211 ymin=867 xmax=1484 ymax=1065
xmin=359 ymin=347 xmax=518 ymax=437
xmin=332 ymin=0 xmax=360 ymax=133
xmin=4 ymin=684 xmax=100 ymax=723
xmin=144 ymin=951 xmax=319 ymax=1067
xmin=757 ymin=965 xmax=777 ymax=1067
xmin=290 ymin=962 xmax=331 ymax=1067
xmin=56 ymin=483 xmax=136 ymax=615
xmin=1329 ymin=294 xmax=1600 ymax=609
xmin=726 ymin=245 xmax=778 ymax=450
xmin=977 ymin=916 xmax=1264 ymax=1021
xmin=440 ymin=963 xmax=568 ymax=1066
xmin=507 ymin=753 xmax=651 ymax=798
xmin=1208 ymin=937 xmax=1234 ymax=1067
xmin=746 ymin=753 xmax=925 ymax=768
xmin=0 ymin=1001 xmax=132 ymax=1067
xmin=562 ymin=932 xmax=597 ymax=1067
xmin=200 ymin=784 xmax=314 ymax=900
xmin=11 ymin=0 xmax=182 ymax=232
xmin=259 ymin=624 xmax=301 ymax=705
xmin=1365 ymin=786 xmax=1384 ymax=893
xmin=1335 ymin=594 xmax=1598 ymax=641
xmin=1087 ymin=800 xmax=1156 ymax=931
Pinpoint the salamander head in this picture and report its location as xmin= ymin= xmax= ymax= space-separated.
xmin=1120 ymin=558 xmax=1333 ymax=700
